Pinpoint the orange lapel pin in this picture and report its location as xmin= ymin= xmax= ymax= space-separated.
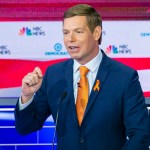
xmin=93 ymin=80 xmax=100 ymax=92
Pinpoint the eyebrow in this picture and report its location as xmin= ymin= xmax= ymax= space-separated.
xmin=62 ymin=27 xmax=84 ymax=32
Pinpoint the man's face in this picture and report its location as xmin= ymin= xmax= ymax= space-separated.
xmin=63 ymin=16 xmax=101 ymax=65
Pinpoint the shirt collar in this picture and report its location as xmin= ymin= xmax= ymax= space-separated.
xmin=73 ymin=50 xmax=102 ymax=73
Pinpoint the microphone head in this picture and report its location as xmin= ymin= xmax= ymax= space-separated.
xmin=77 ymin=82 xmax=80 ymax=88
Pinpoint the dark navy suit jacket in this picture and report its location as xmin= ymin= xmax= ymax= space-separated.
xmin=15 ymin=50 xmax=150 ymax=150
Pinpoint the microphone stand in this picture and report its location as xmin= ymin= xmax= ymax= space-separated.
xmin=51 ymin=92 xmax=67 ymax=150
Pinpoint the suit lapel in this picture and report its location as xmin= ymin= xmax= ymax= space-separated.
xmin=65 ymin=52 xmax=112 ymax=126
xmin=83 ymin=51 xmax=111 ymax=120
xmin=65 ymin=59 xmax=79 ymax=125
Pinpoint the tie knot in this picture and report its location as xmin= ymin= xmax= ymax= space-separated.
xmin=79 ymin=66 xmax=89 ymax=76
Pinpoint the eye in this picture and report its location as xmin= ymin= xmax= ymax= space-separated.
xmin=76 ymin=30 xmax=83 ymax=33
xmin=63 ymin=32 xmax=68 ymax=35
xmin=63 ymin=31 xmax=69 ymax=35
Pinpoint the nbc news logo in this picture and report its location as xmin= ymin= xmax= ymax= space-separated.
xmin=19 ymin=27 xmax=45 ymax=36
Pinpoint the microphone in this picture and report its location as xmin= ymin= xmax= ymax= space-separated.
xmin=51 ymin=91 xmax=67 ymax=150
xmin=77 ymin=82 xmax=81 ymax=88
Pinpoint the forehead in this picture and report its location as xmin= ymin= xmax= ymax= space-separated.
xmin=63 ymin=16 xmax=88 ymax=29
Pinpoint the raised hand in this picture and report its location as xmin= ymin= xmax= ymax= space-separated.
xmin=21 ymin=67 xmax=43 ymax=103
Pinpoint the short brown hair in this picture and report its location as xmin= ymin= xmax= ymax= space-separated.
xmin=63 ymin=4 xmax=102 ymax=45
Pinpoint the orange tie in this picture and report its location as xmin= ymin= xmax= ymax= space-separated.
xmin=76 ymin=66 xmax=89 ymax=125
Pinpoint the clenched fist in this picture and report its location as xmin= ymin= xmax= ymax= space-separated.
xmin=21 ymin=67 xmax=43 ymax=103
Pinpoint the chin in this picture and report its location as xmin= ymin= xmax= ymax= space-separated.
xmin=73 ymin=56 xmax=81 ymax=60
xmin=69 ymin=54 xmax=79 ymax=59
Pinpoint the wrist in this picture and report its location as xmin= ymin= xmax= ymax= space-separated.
xmin=21 ymin=93 xmax=34 ymax=104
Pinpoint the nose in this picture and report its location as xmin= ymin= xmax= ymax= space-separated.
xmin=68 ymin=32 xmax=76 ymax=42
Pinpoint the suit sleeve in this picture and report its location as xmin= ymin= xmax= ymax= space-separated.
xmin=15 ymin=71 xmax=51 ymax=135
xmin=121 ymin=70 xmax=150 ymax=150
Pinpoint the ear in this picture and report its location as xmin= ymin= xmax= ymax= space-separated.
xmin=93 ymin=26 xmax=101 ymax=41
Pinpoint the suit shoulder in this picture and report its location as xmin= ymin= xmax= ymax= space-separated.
xmin=46 ymin=58 xmax=73 ymax=72
xmin=109 ymin=57 xmax=136 ymax=74
xmin=101 ymin=50 xmax=136 ymax=75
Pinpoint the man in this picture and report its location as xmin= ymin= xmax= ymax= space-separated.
xmin=15 ymin=4 xmax=150 ymax=150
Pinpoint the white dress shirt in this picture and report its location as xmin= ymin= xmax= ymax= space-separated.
xmin=19 ymin=50 xmax=102 ymax=110
xmin=73 ymin=50 xmax=102 ymax=103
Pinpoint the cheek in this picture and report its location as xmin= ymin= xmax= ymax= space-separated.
xmin=63 ymin=37 xmax=66 ymax=43
xmin=78 ymin=37 xmax=89 ymax=45
xmin=82 ymin=38 xmax=92 ymax=47
xmin=63 ymin=38 xmax=67 ymax=46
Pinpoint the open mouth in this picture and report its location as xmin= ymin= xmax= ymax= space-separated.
xmin=68 ymin=46 xmax=80 ymax=51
